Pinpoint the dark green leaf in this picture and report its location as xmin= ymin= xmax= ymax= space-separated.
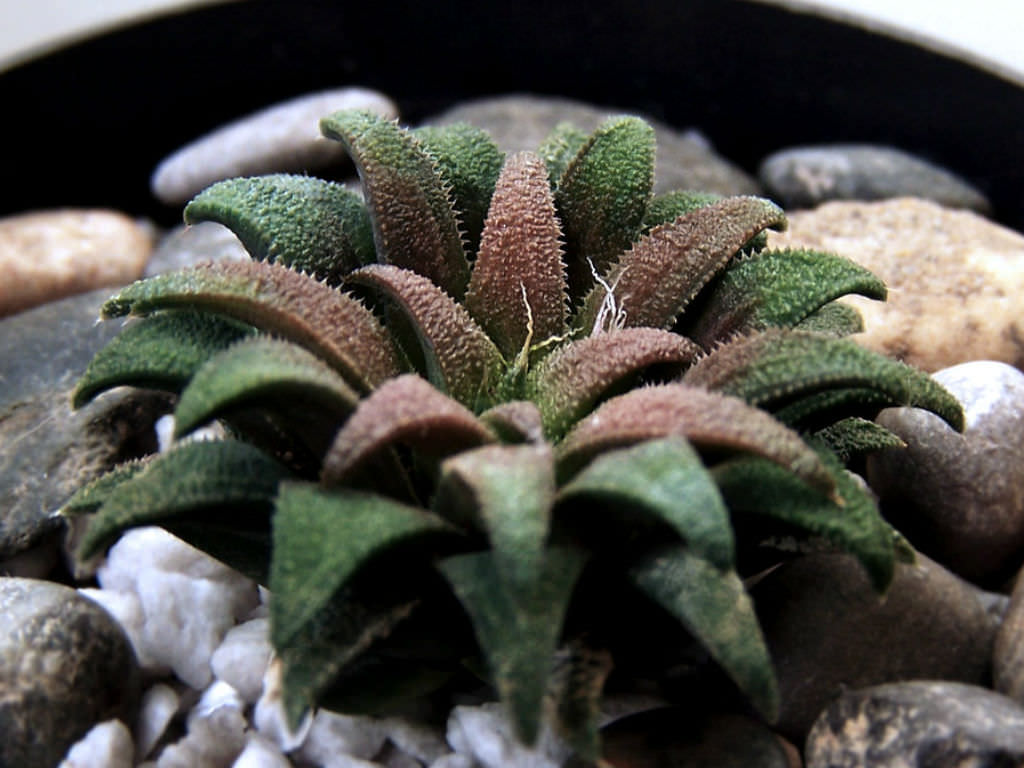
xmin=173 ymin=337 xmax=360 ymax=438
xmin=413 ymin=123 xmax=504 ymax=254
xmin=642 ymin=190 xmax=769 ymax=251
xmin=73 ymin=311 xmax=253 ymax=407
xmin=537 ymin=122 xmax=589 ymax=188
xmin=559 ymin=437 xmax=734 ymax=570
xmin=320 ymin=110 xmax=471 ymax=298
xmin=60 ymin=458 xmax=152 ymax=516
xmin=793 ymin=300 xmax=865 ymax=336
xmin=814 ymin=417 xmax=906 ymax=462
xmin=184 ymin=174 xmax=374 ymax=283
xmin=629 ymin=544 xmax=778 ymax=721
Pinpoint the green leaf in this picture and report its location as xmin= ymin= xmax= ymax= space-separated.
xmin=60 ymin=458 xmax=152 ymax=516
xmin=685 ymin=248 xmax=887 ymax=347
xmin=557 ymin=116 xmax=656 ymax=296
xmin=173 ymin=337 xmax=360 ymax=438
xmin=713 ymin=450 xmax=897 ymax=591
xmin=464 ymin=151 xmax=568 ymax=362
xmin=184 ymin=174 xmax=374 ymax=283
xmin=537 ymin=122 xmax=589 ymax=188
xmin=642 ymin=190 xmax=769 ymax=250
xmin=770 ymin=387 xmax=894 ymax=429
xmin=438 ymin=547 xmax=586 ymax=744
xmin=320 ymin=110 xmax=471 ymax=298
xmin=629 ymin=544 xmax=778 ymax=721
xmin=77 ymin=439 xmax=289 ymax=561
xmin=527 ymin=328 xmax=702 ymax=440
xmin=413 ymin=122 xmax=504 ymax=255
xmin=575 ymin=196 xmax=787 ymax=333
xmin=73 ymin=311 xmax=253 ymax=407
xmin=548 ymin=642 xmax=613 ymax=761
xmin=321 ymin=375 xmax=496 ymax=487
xmin=814 ymin=417 xmax=906 ymax=462
xmin=102 ymin=260 xmax=402 ymax=393
xmin=793 ymin=301 xmax=865 ymax=336
xmin=270 ymin=482 xmax=459 ymax=655
xmin=435 ymin=444 xmax=555 ymax=589
xmin=347 ymin=264 xmax=505 ymax=408
xmin=682 ymin=329 xmax=965 ymax=432
xmin=559 ymin=437 xmax=734 ymax=570
xmin=556 ymin=384 xmax=834 ymax=498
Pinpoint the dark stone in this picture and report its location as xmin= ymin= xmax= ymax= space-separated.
xmin=598 ymin=709 xmax=795 ymax=768
xmin=805 ymin=682 xmax=1024 ymax=768
xmin=867 ymin=361 xmax=1024 ymax=587
xmin=0 ymin=577 xmax=140 ymax=767
xmin=994 ymin=567 xmax=1024 ymax=706
xmin=758 ymin=144 xmax=991 ymax=213
xmin=0 ymin=289 xmax=172 ymax=561
xmin=424 ymin=94 xmax=762 ymax=197
xmin=753 ymin=551 xmax=999 ymax=743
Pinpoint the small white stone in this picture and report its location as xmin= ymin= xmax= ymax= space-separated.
xmin=446 ymin=704 xmax=570 ymax=768
xmin=382 ymin=717 xmax=449 ymax=763
xmin=297 ymin=708 xmax=387 ymax=764
xmin=428 ymin=755 xmax=476 ymax=768
xmin=151 ymin=87 xmax=399 ymax=205
xmin=212 ymin=617 xmax=273 ymax=703
xmin=136 ymin=683 xmax=181 ymax=760
xmin=58 ymin=719 xmax=133 ymax=768
xmin=254 ymin=659 xmax=314 ymax=752
xmin=231 ymin=733 xmax=294 ymax=768
xmin=158 ymin=704 xmax=248 ymax=768
xmin=191 ymin=681 xmax=246 ymax=725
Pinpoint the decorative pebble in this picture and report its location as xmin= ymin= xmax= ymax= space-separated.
xmin=752 ymin=552 xmax=999 ymax=742
xmin=146 ymin=221 xmax=252 ymax=276
xmin=296 ymin=709 xmax=387 ymax=764
xmin=136 ymin=683 xmax=181 ymax=761
xmin=151 ymin=87 xmax=398 ymax=205
xmin=231 ymin=733 xmax=292 ymax=768
xmin=805 ymin=682 xmax=1024 ymax=767
xmin=254 ymin=659 xmax=314 ymax=752
xmin=0 ymin=209 xmax=153 ymax=317
xmin=59 ymin=719 xmax=134 ymax=768
xmin=211 ymin=617 xmax=273 ymax=704
xmin=868 ymin=361 xmax=1024 ymax=585
xmin=767 ymin=198 xmax=1024 ymax=372
xmin=87 ymin=527 xmax=260 ymax=688
xmin=0 ymin=577 xmax=141 ymax=768
xmin=445 ymin=703 xmax=571 ymax=768
xmin=155 ymin=701 xmax=248 ymax=768
xmin=758 ymin=144 xmax=991 ymax=213
xmin=994 ymin=566 xmax=1024 ymax=704
xmin=425 ymin=94 xmax=761 ymax=196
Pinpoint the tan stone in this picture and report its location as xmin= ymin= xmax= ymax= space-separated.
xmin=0 ymin=209 xmax=153 ymax=317
xmin=768 ymin=197 xmax=1024 ymax=372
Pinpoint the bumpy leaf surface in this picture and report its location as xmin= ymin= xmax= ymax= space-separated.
xmin=528 ymin=328 xmax=702 ymax=439
xmin=575 ymin=197 xmax=787 ymax=333
xmin=556 ymin=384 xmax=833 ymax=496
xmin=814 ymin=417 xmax=905 ymax=462
xmin=557 ymin=116 xmax=655 ymax=295
xmin=184 ymin=174 xmax=374 ymax=283
xmin=321 ymin=375 xmax=496 ymax=486
xmin=685 ymin=248 xmax=886 ymax=347
xmin=413 ymin=123 xmax=504 ymax=254
xmin=102 ymin=261 xmax=402 ymax=392
xmin=683 ymin=330 xmax=965 ymax=431
xmin=559 ymin=437 xmax=734 ymax=570
xmin=73 ymin=311 xmax=252 ymax=407
xmin=320 ymin=110 xmax=471 ymax=298
xmin=347 ymin=265 xmax=504 ymax=407
xmin=793 ymin=301 xmax=865 ymax=336
xmin=173 ymin=337 xmax=360 ymax=438
xmin=537 ymin=122 xmax=589 ymax=188
xmin=464 ymin=151 xmax=568 ymax=361
xmin=629 ymin=544 xmax=779 ymax=721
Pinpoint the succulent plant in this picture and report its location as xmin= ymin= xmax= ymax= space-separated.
xmin=64 ymin=110 xmax=962 ymax=761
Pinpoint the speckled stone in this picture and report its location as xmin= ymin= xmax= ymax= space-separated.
xmin=0 ymin=577 xmax=140 ymax=768
xmin=868 ymin=361 xmax=1024 ymax=586
xmin=151 ymin=87 xmax=398 ymax=205
xmin=767 ymin=198 xmax=1024 ymax=372
xmin=144 ymin=221 xmax=251 ymax=277
xmin=753 ymin=552 xmax=999 ymax=743
xmin=0 ymin=209 xmax=153 ymax=317
xmin=994 ymin=567 xmax=1024 ymax=706
xmin=805 ymin=682 xmax=1024 ymax=768
xmin=758 ymin=144 xmax=990 ymax=213
xmin=426 ymin=94 xmax=762 ymax=197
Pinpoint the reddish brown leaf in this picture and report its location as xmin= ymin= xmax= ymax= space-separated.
xmin=555 ymin=384 xmax=833 ymax=496
xmin=321 ymin=375 xmax=497 ymax=486
xmin=574 ymin=197 xmax=786 ymax=333
xmin=528 ymin=328 xmax=702 ymax=439
xmin=465 ymin=151 xmax=568 ymax=360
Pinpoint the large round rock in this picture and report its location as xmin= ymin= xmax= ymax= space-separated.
xmin=867 ymin=361 xmax=1024 ymax=586
xmin=0 ymin=577 xmax=140 ymax=767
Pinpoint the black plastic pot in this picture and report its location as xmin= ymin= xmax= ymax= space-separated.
xmin=1 ymin=0 xmax=1021 ymax=229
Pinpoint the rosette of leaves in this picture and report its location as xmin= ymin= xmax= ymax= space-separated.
xmin=63 ymin=110 xmax=962 ymax=760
